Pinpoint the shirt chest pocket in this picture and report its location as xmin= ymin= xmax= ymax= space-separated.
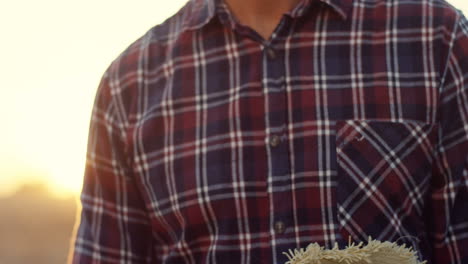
xmin=334 ymin=120 xmax=438 ymax=245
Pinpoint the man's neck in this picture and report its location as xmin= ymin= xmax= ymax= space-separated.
xmin=224 ymin=0 xmax=302 ymax=40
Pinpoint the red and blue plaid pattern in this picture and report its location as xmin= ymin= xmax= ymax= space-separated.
xmin=70 ymin=0 xmax=468 ymax=263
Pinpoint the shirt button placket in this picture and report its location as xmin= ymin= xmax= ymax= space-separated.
xmin=263 ymin=39 xmax=292 ymax=257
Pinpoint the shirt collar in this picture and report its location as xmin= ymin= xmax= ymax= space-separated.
xmin=184 ymin=0 xmax=353 ymax=31
xmin=289 ymin=0 xmax=353 ymax=20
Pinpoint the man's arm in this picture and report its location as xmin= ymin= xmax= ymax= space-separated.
xmin=429 ymin=9 xmax=468 ymax=264
xmin=69 ymin=68 xmax=154 ymax=263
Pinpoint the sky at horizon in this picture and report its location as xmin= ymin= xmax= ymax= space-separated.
xmin=0 ymin=0 xmax=467 ymax=198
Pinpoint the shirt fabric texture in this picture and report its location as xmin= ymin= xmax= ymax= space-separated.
xmin=71 ymin=0 xmax=468 ymax=263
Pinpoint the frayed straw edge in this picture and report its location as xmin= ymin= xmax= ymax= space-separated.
xmin=282 ymin=236 xmax=427 ymax=264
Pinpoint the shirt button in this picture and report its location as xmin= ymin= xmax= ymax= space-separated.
xmin=274 ymin=221 xmax=286 ymax=234
xmin=269 ymin=135 xmax=281 ymax=147
xmin=266 ymin=47 xmax=277 ymax=59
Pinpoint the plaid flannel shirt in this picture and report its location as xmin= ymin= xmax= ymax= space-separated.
xmin=70 ymin=0 xmax=468 ymax=263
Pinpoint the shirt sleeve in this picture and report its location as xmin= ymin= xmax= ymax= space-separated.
xmin=69 ymin=68 xmax=154 ymax=263
xmin=429 ymin=10 xmax=468 ymax=264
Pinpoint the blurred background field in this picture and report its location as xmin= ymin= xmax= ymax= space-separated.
xmin=0 ymin=184 xmax=76 ymax=264
xmin=0 ymin=0 xmax=467 ymax=263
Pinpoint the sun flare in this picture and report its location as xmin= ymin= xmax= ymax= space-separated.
xmin=0 ymin=0 xmax=189 ymax=198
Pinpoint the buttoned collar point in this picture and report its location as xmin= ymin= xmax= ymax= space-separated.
xmin=183 ymin=0 xmax=217 ymax=31
xmin=318 ymin=0 xmax=353 ymax=20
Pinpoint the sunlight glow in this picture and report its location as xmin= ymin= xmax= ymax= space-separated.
xmin=0 ymin=0 xmax=188 ymax=197
xmin=0 ymin=0 xmax=466 ymax=197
